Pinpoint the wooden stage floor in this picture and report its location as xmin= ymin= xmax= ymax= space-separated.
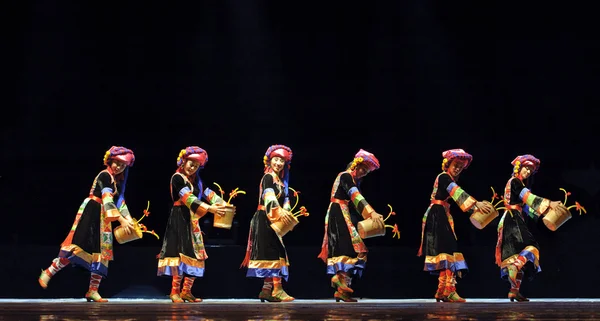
xmin=0 ymin=298 xmax=598 ymax=320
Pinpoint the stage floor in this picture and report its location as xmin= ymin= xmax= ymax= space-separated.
xmin=1 ymin=298 xmax=599 ymax=320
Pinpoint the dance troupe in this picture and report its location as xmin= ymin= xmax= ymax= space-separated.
xmin=38 ymin=145 xmax=579 ymax=303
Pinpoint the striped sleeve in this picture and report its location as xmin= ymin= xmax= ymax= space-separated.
xmin=445 ymin=179 xmax=477 ymax=212
xmin=340 ymin=172 xmax=373 ymax=219
xmin=519 ymin=188 xmax=551 ymax=216
xmin=261 ymin=174 xmax=284 ymax=223
xmin=203 ymin=187 xmax=224 ymax=205
xmin=173 ymin=174 xmax=209 ymax=218
xmin=97 ymin=172 xmax=120 ymax=222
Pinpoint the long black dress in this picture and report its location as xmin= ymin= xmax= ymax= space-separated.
xmin=243 ymin=172 xmax=291 ymax=280
xmin=417 ymin=172 xmax=477 ymax=276
xmin=157 ymin=172 xmax=222 ymax=277
xmin=59 ymin=170 xmax=129 ymax=277
xmin=318 ymin=170 xmax=371 ymax=277
xmin=496 ymin=177 xmax=548 ymax=280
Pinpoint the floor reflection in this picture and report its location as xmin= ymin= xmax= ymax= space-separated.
xmin=1 ymin=299 xmax=598 ymax=321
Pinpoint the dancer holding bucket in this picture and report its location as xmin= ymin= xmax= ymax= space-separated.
xmin=317 ymin=149 xmax=385 ymax=302
xmin=38 ymin=146 xmax=137 ymax=302
xmin=495 ymin=154 xmax=563 ymax=302
xmin=241 ymin=144 xmax=296 ymax=302
xmin=417 ymin=149 xmax=494 ymax=303
xmin=157 ymin=146 xmax=233 ymax=303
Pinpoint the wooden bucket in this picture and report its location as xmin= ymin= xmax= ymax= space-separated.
xmin=270 ymin=215 xmax=299 ymax=237
xmin=469 ymin=202 xmax=499 ymax=229
xmin=357 ymin=218 xmax=385 ymax=239
xmin=543 ymin=203 xmax=571 ymax=231
xmin=213 ymin=205 xmax=236 ymax=229
xmin=114 ymin=222 xmax=143 ymax=244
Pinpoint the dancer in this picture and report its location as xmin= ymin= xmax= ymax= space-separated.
xmin=38 ymin=146 xmax=136 ymax=302
xmin=496 ymin=154 xmax=561 ymax=302
xmin=317 ymin=149 xmax=385 ymax=302
xmin=417 ymin=149 xmax=493 ymax=303
xmin=241 ymin=144 xmax=295 ymax=302
xmin=157 ymin=146 xmax=231 ymax=303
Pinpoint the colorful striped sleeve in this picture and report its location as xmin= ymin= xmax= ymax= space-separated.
xmin=261 ymin=174 xmax=284 ymax=223
xmin=97 ymin=172 xmax=120 ymax=222
xmin=341 ymin=173 xmax=373 ymax=219
xmin=118 ymin=201 xmax=131 ymax=218
xmin=519 ymin=188 xmax=551 ymax=216
xmin=203 ymin=187 xmax=224 ymax=205
xmin=173 ymin=174 xmax=209 ymax=218
xmin=446 ymin=181 xmax=477 ymax=212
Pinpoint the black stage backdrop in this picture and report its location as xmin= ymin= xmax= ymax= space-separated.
xmin=2 ymin=1 xmax=599 ymax=299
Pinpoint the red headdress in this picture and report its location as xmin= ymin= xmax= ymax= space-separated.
xmin=103 ymin=146 xmax=135 ymax=167
xmin=441 ymin=149 xmax=472 ymax=171
xmin=350 ymin=149 xmax=380 ymax=172
xmin=511 ymin=154 xmax=540 ymax=175
xmin=177 ymin=146 xmax=208 ymax=168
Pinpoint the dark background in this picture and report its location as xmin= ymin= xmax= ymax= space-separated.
xmin=2 ymin=1 xmax=599 ymax=299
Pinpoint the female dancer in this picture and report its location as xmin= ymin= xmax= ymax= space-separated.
xmin=417 ymin=149 xmax=493 ymax=303
xmin=317 ymin=149 xmax=385 ymax=302
xmin=157 ymin=146 xmax=230 ymax=303
xmin=241 ymin=144 xmax=295 ymax=302
xmin=38 ymin=146 xmax=136 ymax=302
xmin=496 ymin=154 xmax=561 ymax=302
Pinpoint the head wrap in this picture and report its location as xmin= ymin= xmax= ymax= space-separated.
xmin=349 ymin=149 xmax=380 ymax=172
xmin=511 ymin=154 xmax=540 ymax=176
xmin=177 ymin=146 xmax=208 ymax=168
xmin=441 ymin=149 xmax=472 ymax=171
xmin=103 ymin=146 xmax=135 ymax=167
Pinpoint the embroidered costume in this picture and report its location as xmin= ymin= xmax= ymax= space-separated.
xmin=38 ymin=146 xmax=135 ymax=302
xmin=417 ymin=149 xmax=484 ymax=303
xmin=157 ymin=147 xmax=224 ymax=303
xmin=241 ymin=144 xmax=295 ymax=302
xmin=317 ymin=149 xmax=381 ymax=302
xmin=496 ymin=155 xmax=551 ymax=302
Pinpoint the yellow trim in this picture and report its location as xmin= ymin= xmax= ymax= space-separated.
xmin=327 ymin=254 xmax=368 ymax=266
xmin=500 ymin=245 xmax=540 ymax=269
xmin=248 ymin=258 xmax=288 ymax=269
xmin=425 ymin=252 xmax=465 ymax=265
xmin=158 ymin=253 xmax=206 ymax=268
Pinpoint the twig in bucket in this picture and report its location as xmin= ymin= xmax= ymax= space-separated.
xmin=138 ymin=223 xmax=160 ymax=239
xmin=136 ymin=201 xmax=151 ymax=224
xmin=289 ymin=187 xmax=301 ymax=212
xmin=490 ymin=187 xmax=507 ymax=211
xmin=383 ymin=204 xmax=396 ymax=222
xmin=227 ymin=187 xmax=246 ymax=204
xmin=387 ymin=224 xmax=400 ymax=239
xmin=214 ymin=182 xmax=246 ymax=205
xmin=559 ymin=188 xmax=587 ymax=215
xmin=292 ymin=206 xmax=309 ymax=218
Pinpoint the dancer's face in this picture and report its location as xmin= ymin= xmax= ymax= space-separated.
xmin=183 ymin=160 xmax=200 ymax=176
xmin=355 ymin=163 xmax=370 ymax=179
xmin=520 ymin=165 xmax=533 ymax=179
xmin=110 ymin=160 xmax=127 ymax=175
xmin=270 ymin=157 xmax=285 ymax=174
xmin=448 ymin=160 xmax=466 ymax=177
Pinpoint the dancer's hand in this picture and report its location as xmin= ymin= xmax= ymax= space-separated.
xmin=209 ymin=203 xmax=228 ymax=217
xmin=280 ymin=209 xmax=295 ymax=225
xmin=370 ymin=212 xmax=385 ymax=230
xmin=475 ymin=201 xmax=493 ymax=214
xmin=550 ymin=201 xmax=562 ymax=209
xmin=118 ymin=216 xmax=134 ymax=235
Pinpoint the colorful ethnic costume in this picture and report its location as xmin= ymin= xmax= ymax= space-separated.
xmin=38 ymin=146 xmax=135 ymax=302
xmin=496 ymin=155 xmax=550 ymax=302
xmin=157 ymin=147 xmax=224 ymax=303
xmin=241 ymin=145 xmax=295 ymax=302
xmin=417 ymin=149 xmax=483 ymax=303
xmin=317 ymin=149 xmax=381 ymax=302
